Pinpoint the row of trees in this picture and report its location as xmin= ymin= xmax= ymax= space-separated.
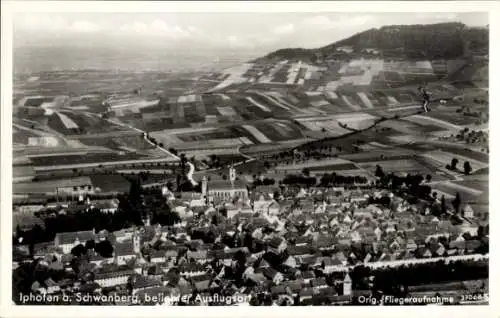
xmin=375 ymin=166 xmax=432 ymax=201
xmin=319 ymin=173 xmax=368 ymax=187
xmin=14 ymin=179 xmax=183 ymax=246
xmin=350 ymin=258 xmax=488 ymax=297
xmin=446 ymin=157 xmax=473 ymax=175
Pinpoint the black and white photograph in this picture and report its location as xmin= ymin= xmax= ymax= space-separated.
xmin=0 ymin=1 xmax=497 ymax=317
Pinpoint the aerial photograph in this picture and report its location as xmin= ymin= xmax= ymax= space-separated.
xmin=10 ymin=10 xmax=489 ymax=306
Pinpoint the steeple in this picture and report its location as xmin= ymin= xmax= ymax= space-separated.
xmin=229 ymin=165 xmax=236 ymax=187
xmin=202 ymin=176 xmax=208 ymax=204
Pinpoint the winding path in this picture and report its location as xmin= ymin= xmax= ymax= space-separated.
xmin=103 ymin=117 xmax=198 ymax=186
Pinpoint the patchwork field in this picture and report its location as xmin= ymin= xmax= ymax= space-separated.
xmin=432 ymin=183 xmax=484 ymax=203
xmin=404 ymin=114 xmax=463 ymax=131
xmin=90 ymin=174 xmax=132 ymax=193
xmin=275 ymin=158 xmax=354 ymax=171
xmin=296 ymin=118 xmax=351 ymax=137
xmin=28 ymin=152 xmax=148 ymax=167
xmin=331 ymin=113 xmax=378 ymax=130
xmin=420 ymin=150 xmax=489 ymax=171
xmin=12 ymin=129 xmax=42 ymax=145
xmin=420 ymin=111 xmax=483 ymax=127
xmin=252 ymin=122 xmax=304 ymax=142
xmin=358 ymin=158 xmax=449 ymax=181
xmin=307 ymin=163 xmax=360 ymax=172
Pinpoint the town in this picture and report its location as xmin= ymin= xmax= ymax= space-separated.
xmin=11 ymin=19 xmax=489 ymax=306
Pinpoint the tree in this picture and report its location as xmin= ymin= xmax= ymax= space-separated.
xmin=425 ymin=174 xmax=432 ymax=183
xmin=441 ymin=195 xmax=447 ymax=215
xmin=128 ymin=179 xmax=142 ymax=207
xmin=375 ymin=165 xmax=384 ymax=178
xmin=71 ymin=244 xmax=86 ymax=257
xmin=302 ymin=168 xmax=310 ymax=177
xmin=463 ymin=161 xmax=472 ymax=175
xmin=452 ymin=192 xmax=461 ymax=214
xmin=451 ymin=158 xmax=459 ymax=170
xmin=95 ymin=240 xmax=114 ymax=258
xmin=85 ymin=239 xmax=95 ymax=250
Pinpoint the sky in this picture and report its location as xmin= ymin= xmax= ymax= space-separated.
xmin=12 ymin=12 xmax=488 ymax=72
xmin=14 ymin=12 xmax=488 ymax=53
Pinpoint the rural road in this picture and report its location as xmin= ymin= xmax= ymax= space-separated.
xmin=103 ymin=117 xmax=198 ymax=186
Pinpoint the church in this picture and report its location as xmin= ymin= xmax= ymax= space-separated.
xmin=202 ymin=166 xmax=248 ymax=204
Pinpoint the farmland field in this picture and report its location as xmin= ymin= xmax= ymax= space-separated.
xmin=358 ymin=158 xmax=449 ymax=180
xmin=420 ymin=150 xmax=489 ymax=171
xmin=176 ymin=128 xmax=236 ymax=142
xmin=432 ymin=183 xmax=483 ymax=203
xmin=296 ymin=118 xmax=351 ymax=137
xmin=451 ymin=180 xmax=488 ymax=193
xmin=398 ymin=119 xmax=447 ymax=133
xmin=29 ymin=152 xmax=147 ymax=166
xmin=276 ymin=158 xmax=354 ymax=170
xmin=378 ymin=120 xmax=427 ymax=135
xmin=418 ymin=111 xmax=482 ymax=127
xmin=307 ymin=163 xmax=360 ymax=172
xmin=241 ymin=125 xmax=272 ymax=143
xmin=90 ymin=174 xmax=131 ymax=193
xmin=113 ymin=135 xmax=157 ymax=150
xmin=404 ymin=114 xmax=463 ymax=130
xmin=13 ymin=129 xmax=40 ymax=144
xmin=252 ymin=121 xmax=304 ymax=142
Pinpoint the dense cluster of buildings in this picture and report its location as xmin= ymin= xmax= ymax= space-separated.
xmin=13 ymin=166 xmax=488 ymax=305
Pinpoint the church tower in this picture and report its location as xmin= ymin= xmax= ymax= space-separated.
xmin=132 ymin=230 xmax=141 ymax=254
xmin=202 ymin=176 xmax=208 ymax=203
xmin=229 ymin=165 xmax=236 ymax=186
xmin=343 ymin=272 xmax=352 ymax=296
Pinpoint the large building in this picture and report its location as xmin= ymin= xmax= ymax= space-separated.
xmin=202 ymin=167 xmax=248 ymax=204
xmin=13 ymin=176 xmax=95 ymax=197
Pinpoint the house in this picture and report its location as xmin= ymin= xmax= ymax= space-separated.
xmin=113 ymin=228 xmax=135 ymax=243
xmin=95 ymin=269 xmax=135 ymax=288
xmin=463 ymin=204 xmax=474 ymax=218
xmin=258 ymin=268 xmax=284 ymax=285
xmin=311 ymin=277 xmax=328 ymax=289
xmin=179 ymin=263 xmax=207 ymax=277
xmin=252 ymin=194 xmax=273 ymax=214
xmin=225 ymin=201 xmax=253 ymax=219
xmin=54 ymin=230 xmax=95 ymax=254
xmin=287 ymin=245 xmax=313 ymax=258
xmin=281 ymin=279 xmax=304 ymax=295
xmin=186 ymin=250 xmax=209 ymax=263
xmin=114 ymin=240 xmax=137 ymax=265
xmin=130 ymin=276 xmax=163 ymax=295
xmin=283 ymin=255 xmax=298 ymax=268
xmin=316 ymin=236 xmax=336 ymax=251
xmin=150 ymin=249 xmax=166 ymax=263
xmin=299 ymin=287 xmax=315 ymax=302
xmin=268 ymin=201 xmax=280 ymax=215
xmin=89 ymin=252 xmax=114 ymax=267
xmin=44 ymin=278 xmax=60 ymax=294
xmin=295 ymin=236 xmax=312 ymax=246
xmin=191 ymin=274 xmax=212 ymax=292
xmin=300 ymin=271 xmax=316 ymax=284
xmin=268 ymin=237 xmax=287 ymax=254
xmin=92 ymin=199 xmax=119 ymax=214
xmin=320 ymin=258 xmax=340 ymax=274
